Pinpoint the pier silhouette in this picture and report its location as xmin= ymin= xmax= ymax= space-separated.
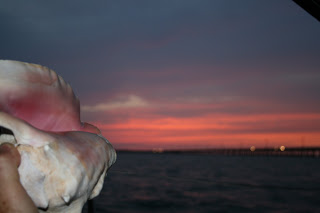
xmin=118 ymin=147 xmax=320 ymax=158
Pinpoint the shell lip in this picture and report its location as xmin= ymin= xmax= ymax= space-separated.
xmin=0 ymin=126 xmax=17 ymax=145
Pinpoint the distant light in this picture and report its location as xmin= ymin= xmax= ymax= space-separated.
xmin=280 ymin=146 xmax=285 ymax=151
xmin=250 ymin=146 xmax=256 ymax=152
xmin=152 ymin=148 xmax=164 ymax=153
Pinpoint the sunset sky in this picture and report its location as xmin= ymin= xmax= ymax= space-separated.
xmin=1 ymin=1 xmax=320 ymax=150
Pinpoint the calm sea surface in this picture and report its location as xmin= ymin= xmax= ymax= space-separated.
xmin=83 ymin=152 xmax=320 ymax=213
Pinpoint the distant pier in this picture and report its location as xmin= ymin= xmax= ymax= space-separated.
xmin=118 ymin=147 xmax=320 ymax=158
xmin=162 ymin=147 xmax=320 ymax=158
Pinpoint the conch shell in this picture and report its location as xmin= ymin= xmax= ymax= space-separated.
xmin=0 ymin=60 xmax=116 ymax=213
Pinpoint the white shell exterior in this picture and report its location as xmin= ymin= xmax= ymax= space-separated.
xmin=0 ymin=60 xmax=116 ymax=213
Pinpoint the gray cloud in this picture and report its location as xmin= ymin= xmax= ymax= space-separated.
xmin=1 ymin=0 xmax=320 ymax=120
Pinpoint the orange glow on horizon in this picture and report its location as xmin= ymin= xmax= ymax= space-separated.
xmin=89 ymin=112 xmax=320 ymax=150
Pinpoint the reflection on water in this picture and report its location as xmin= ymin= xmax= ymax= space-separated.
xmin=84 ymin=153 xmax=320 ymax=213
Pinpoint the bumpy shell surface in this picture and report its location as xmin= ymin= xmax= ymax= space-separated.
xmin=0 ymin=60 xmax=116 ymax=213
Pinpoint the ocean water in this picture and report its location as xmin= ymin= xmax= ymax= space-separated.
xmin=83 ymin=153 xmax=320 ymax=213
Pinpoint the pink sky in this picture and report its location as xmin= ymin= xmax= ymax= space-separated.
xmin=2 ymin=1 xmax=320 ymax=150
xmin=82 ymin=95 xmax=320 ymax=150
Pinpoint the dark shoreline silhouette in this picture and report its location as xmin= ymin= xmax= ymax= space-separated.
xmin=117 ymin=147 xmax=320 ymax=158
